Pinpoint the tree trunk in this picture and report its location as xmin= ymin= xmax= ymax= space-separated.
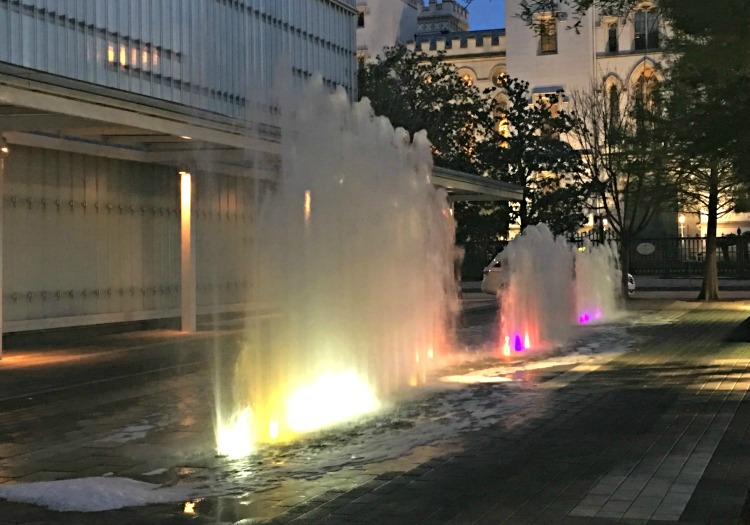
xmin=619 ymin=234 xmax=631 ymax=298
xmin=698 ymin=165 xmax=720 ymax=301
xmin=519 ymin=192 xmax=528 ymax=232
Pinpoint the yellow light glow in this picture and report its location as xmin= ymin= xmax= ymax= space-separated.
xmin=107 ymin=45 xmax=115 ymax=63
xmin=409 ymin=376 xmax=419 ymax=387
xmin=183 ymin=501 xmax=196 ymax=514
xmin=304 ymin=190 xmax=312 ymax=223
xmin=216 ymin=406 xmax=253 ymax=458
xmin=286 ymin=371 xmax=379 ymax=433
xmin=119 ymin=45 xmax=127 ymax=65
xmin=441 ymin=374 xmax=513 ymax=384
xmin=427 ymin=347 xmax=434 ymax=359
xmin=415 ymin=352 xmax=420 ymax=363
xmin=679 ymin=214 xmax=686 ymax=224
xmin=503 ymin=336 xmax=511 ymax=356
xmin=180 ymin=172 xmax=191 ymax=209
xmin=524 ymin=333 xmax=531 ymax=350
xmin=269 ymin=420 xmax=279 ymax=441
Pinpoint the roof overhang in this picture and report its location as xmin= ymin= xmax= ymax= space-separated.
xmin=0 ymin=62 xmax=280 ymax=179
xmin=0 ymin=63 xmax=523 ymax=203
xmin=433 ymin=166 xmax=523 ymax=202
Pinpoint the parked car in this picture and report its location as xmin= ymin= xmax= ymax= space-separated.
xmin=480 ymin=252 xmax=637 ymax=295
xmin=480 ymin=252 xmax=503 ymax=294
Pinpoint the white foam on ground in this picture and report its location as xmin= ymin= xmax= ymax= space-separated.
xmin=0 ymin=477 xmax=195 ymax=512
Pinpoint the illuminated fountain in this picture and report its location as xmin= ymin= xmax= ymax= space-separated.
xmin=216 ymin=78 xmax=458 ymax=456
xmin=498 ymin=224 xmax=621 ymax=356
xmin=574 ymin=240 xmax=621 ymax=325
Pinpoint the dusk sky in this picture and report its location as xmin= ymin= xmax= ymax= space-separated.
xmin=467 ymin=0 xmax=506 ymax=30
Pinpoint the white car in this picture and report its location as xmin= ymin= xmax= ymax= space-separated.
xmin=480 ymin=252 xmax=503 ymax=294
xmin=481 ymin=252 xmax=636 ymax=295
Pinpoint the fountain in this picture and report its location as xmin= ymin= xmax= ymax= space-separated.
xmin=215 ymin=78 xmax=459 ymax=455
xmin=497 ymin=224 xmax=621 ymax=356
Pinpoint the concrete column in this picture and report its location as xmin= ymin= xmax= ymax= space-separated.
xmin=0 ymin=137 xmax=7 ymax=358
xmin=180 ymin=171 xmax=196 ymax=332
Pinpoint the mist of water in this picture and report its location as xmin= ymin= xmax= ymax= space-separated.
xmin=215 ymin=78 xmax=458 ymax=453
xmin=497 ymin=224 xmax=621 ymax=355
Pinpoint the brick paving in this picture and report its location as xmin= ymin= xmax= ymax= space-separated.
xmin=0 ymin=300 xmax=749 ymax=523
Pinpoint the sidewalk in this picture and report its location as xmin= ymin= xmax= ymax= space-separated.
xmin=0 ymin=300 xmax=750 ymax=523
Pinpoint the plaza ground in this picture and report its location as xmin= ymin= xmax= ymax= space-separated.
xmin=1 ymin=293 xmax=750 ymax=523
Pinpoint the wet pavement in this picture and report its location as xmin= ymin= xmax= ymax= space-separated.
xmin=1 ymin=297 xmax=750 ymax=523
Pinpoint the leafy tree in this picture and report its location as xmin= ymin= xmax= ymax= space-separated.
xmin=358 ymin=45 xmax=507 ymax=258
xmin=663 ymin=50 xmax=747 ymax=300
xmin=359 ymin=47 xmax=589 ymax=254
xmin=493 ymin=75 xmax=587 ymax=234
xmin=358 ymin=45 xmax=497 ymax=174
xmin=570 ymin=83 xmax=677 ymax=294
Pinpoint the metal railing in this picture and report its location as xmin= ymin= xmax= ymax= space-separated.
xmin=460 ymin=234 xmax=750 ymax=280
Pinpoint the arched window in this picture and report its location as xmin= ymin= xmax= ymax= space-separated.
xmin=607 ymin=23 xmax=618 ymax=53
xmin=607 ymin=84 xmax=620 ymax=123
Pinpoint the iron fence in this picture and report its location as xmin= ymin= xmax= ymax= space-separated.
xmin=459 ymin=233 xmax=750 ymax=280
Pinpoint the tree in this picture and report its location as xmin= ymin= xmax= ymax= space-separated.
xmin=570 ymin=82 xmax=677 ymax=294
xmin=493 ymin=75 xmax=587 ymax=234
xmin=358 ymin=45 xmax=497 ymax=175
xmin=663 ymin=50 xmax=747 ymax=300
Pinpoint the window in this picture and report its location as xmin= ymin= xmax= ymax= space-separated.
xmin=607 ymin=84 xmax=620 ymax=123
xmin=607 ymin=23 xmax=618 ymax=53
xmin=540 ymin=19 xmax=558 ymax=54
xmin=357 ymin=12 xmax=364 ymax=28
xmin=634 ymin=11 xmax=660 ymax=50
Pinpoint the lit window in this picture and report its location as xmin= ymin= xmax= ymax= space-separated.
xmin=142 ymin=49 xmax=149 ymax=70
xmin=107 ymin=45 xmax=115 ymax=63
xmin=540 ymin=18 xmax=557 ymax=54
xmin=461 ymin=74 xmax=473 ymax=86
xmin=119 ymin=45 xmax=127 ymax=66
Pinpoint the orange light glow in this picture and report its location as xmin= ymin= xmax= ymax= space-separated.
xmin=415 ymin=352 xmax=420 ymax=363
xmin=184 ymin=501 xmax=196 ymax=514
xmin=502 ymin=336 xmax=511 ymax=356
xmin=427 ymin=347 xmax=434 ymax=359
xmin=304 ymin=190 xmax=312 ymax=223
xmin=180 ymin=172 xmax=191 ymax=210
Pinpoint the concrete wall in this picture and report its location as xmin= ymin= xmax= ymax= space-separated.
xmin=3 ymin=146 xmax=254 ymax=331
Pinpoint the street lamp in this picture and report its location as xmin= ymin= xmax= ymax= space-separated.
xmin=678 ymin=214 xmax=686 ymax=237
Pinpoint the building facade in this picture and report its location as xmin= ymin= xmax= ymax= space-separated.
xmin=0 ymin=0 xmax=358 ymax=347
xmin=409 ymin=29 xmax=506 ymax=98
xmin=356 ymin=0 xmax=420 ymax=61
xmin=504 ymin=0 xmax=750 ymax=238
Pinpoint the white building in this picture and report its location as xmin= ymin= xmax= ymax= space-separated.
xmin=408 ymin=29 xmax=506 ymax=98
xmin=0 ymin=0 xmax=358 ymax=349
xmin=356 ymin=0 xmax=421 ymax=60
xmin=504 ymin=0 xmax=750 ymax=238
